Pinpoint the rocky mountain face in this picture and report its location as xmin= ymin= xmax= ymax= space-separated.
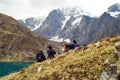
xmin=79 ymin=12 xmax=120 ymax=45
xmin=0 ymin=13 xmax=59 ymax=61
xmin=107 ymin=3 xmax=120 ymax=18
xmin=35 ymin=9 xmax=65 ymax=38
xmin=108 ymin=3 xmax=120 ymax=12
xmin=59 ymin=15 xmax=96 ymax=45
xmin=34 ymin=8 xmax=92 ymax=43
xmin=18 ymin=17 xmax=44 ymax=31
xmin=19 ymin=3 xmax=120 ymax=45
xmin=19 ymin=7 xmax=91 ymax=43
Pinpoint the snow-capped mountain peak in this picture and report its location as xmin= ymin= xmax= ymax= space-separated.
xmin=107 ymin=3 xmax=120 ymax=18
xmin=61 ymin=7 xmax=91 ymax=17
xmin=18 ymin=16 xmax=46 ymax=31
xmin=107 ymin=3 xmax=120 ymax=12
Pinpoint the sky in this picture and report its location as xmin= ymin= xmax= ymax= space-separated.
xmin=0 ymin=0 xmax=120 ymax=19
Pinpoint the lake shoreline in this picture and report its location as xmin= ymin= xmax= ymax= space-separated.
xmin=0 ymin=62 xmax=33 ymax=77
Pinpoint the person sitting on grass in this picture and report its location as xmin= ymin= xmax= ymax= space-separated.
xmin=36 ymin=50 xmax=46 ymax=62
xmin=47 ymin=45 xmax=56 ymax=59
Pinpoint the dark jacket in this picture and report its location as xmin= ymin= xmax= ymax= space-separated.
xmin=47 ymin=49 xmax=56 ymax=59
xmin=74 ymin=43 xmax=79 ymax=48
xmin=64 ymin=44 xmax=75 ymax=52
xmin=73 ymin=40 xmax=79 ymax=48
xmin=36 ymin=51 xmax=46 ymax=62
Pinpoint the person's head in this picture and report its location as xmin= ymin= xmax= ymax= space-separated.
xmin=38 ymin=50 xmax=43 ymax=53
xmin=64 ymin=44 xmax=68 ymax=48
xmin=73 ymin=40 xmax=77 ymax=44
xmin=48 ymin=45 xmax=52 ymax=50
xmin=36 ymin=50 xmax=43 ymax=54
xmin=40 ymin=50 xmax=43 ymax=53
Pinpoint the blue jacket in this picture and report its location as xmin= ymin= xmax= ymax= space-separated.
xmin=47 ymin=49 xmax=56 ymax=59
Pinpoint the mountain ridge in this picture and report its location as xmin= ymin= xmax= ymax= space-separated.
xmin=18 ymin=3 xmax=120 ymax=45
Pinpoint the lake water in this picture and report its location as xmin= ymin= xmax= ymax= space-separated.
xmin=0 ymin=62 xmax=33 ymax=77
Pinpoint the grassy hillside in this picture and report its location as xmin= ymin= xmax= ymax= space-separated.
xmin=1 ymin=35 xmax=120 ymax=80
xmin=0 ymin=13 xmax=61 ymax=62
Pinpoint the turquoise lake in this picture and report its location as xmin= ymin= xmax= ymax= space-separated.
xmin=0 ymin=62 xmax=33 ymax=77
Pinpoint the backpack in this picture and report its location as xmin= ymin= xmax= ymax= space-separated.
xmin=68 ymin=44 xmax=75 ymax=50
xmin=36 ymin=52 xmax=46 ymax=62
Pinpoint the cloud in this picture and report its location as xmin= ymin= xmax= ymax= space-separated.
xmin=0 ymin=0 xmax=120 ymax=19
xmin=0 ymin=0 xmax=30 ymax=19
xmin=26 ymin=0 xmax=120 ymax=17
xmin=29 ymin=0 xmax=64 ymax=8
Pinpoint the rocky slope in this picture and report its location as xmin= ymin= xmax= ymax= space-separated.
xmin=1 ymin=35 xmax=120 ymax=80
xmin=0 ymin=13 xmax=60 ymax=62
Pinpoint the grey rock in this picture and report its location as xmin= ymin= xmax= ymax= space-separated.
xmin=100 ymin=64 xmax=118 ymax=80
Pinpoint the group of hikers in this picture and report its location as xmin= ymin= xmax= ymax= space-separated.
xmin=36 ymin=40 xmax=79 ymax=62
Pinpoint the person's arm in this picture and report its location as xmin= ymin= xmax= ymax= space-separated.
xmin=47 ymin=50 xmax=50 ymax=58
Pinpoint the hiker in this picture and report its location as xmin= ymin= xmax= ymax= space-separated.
xmin=63 ymin=44 xmax=69 ymax=52
xmin=73 ymin=40 xmax=79 ymax=48
xmin=36 ymin=50 xmax=46 ymax=62
xmin=47 ymin=45 xmax=56 ymax=59
xmin=63 ymin=40 xmax=79 ymax=52
xmin=63 ymin=43 xmax=75 ymax=52
xmin=63 ymin=44 xmax=68 ymax=52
